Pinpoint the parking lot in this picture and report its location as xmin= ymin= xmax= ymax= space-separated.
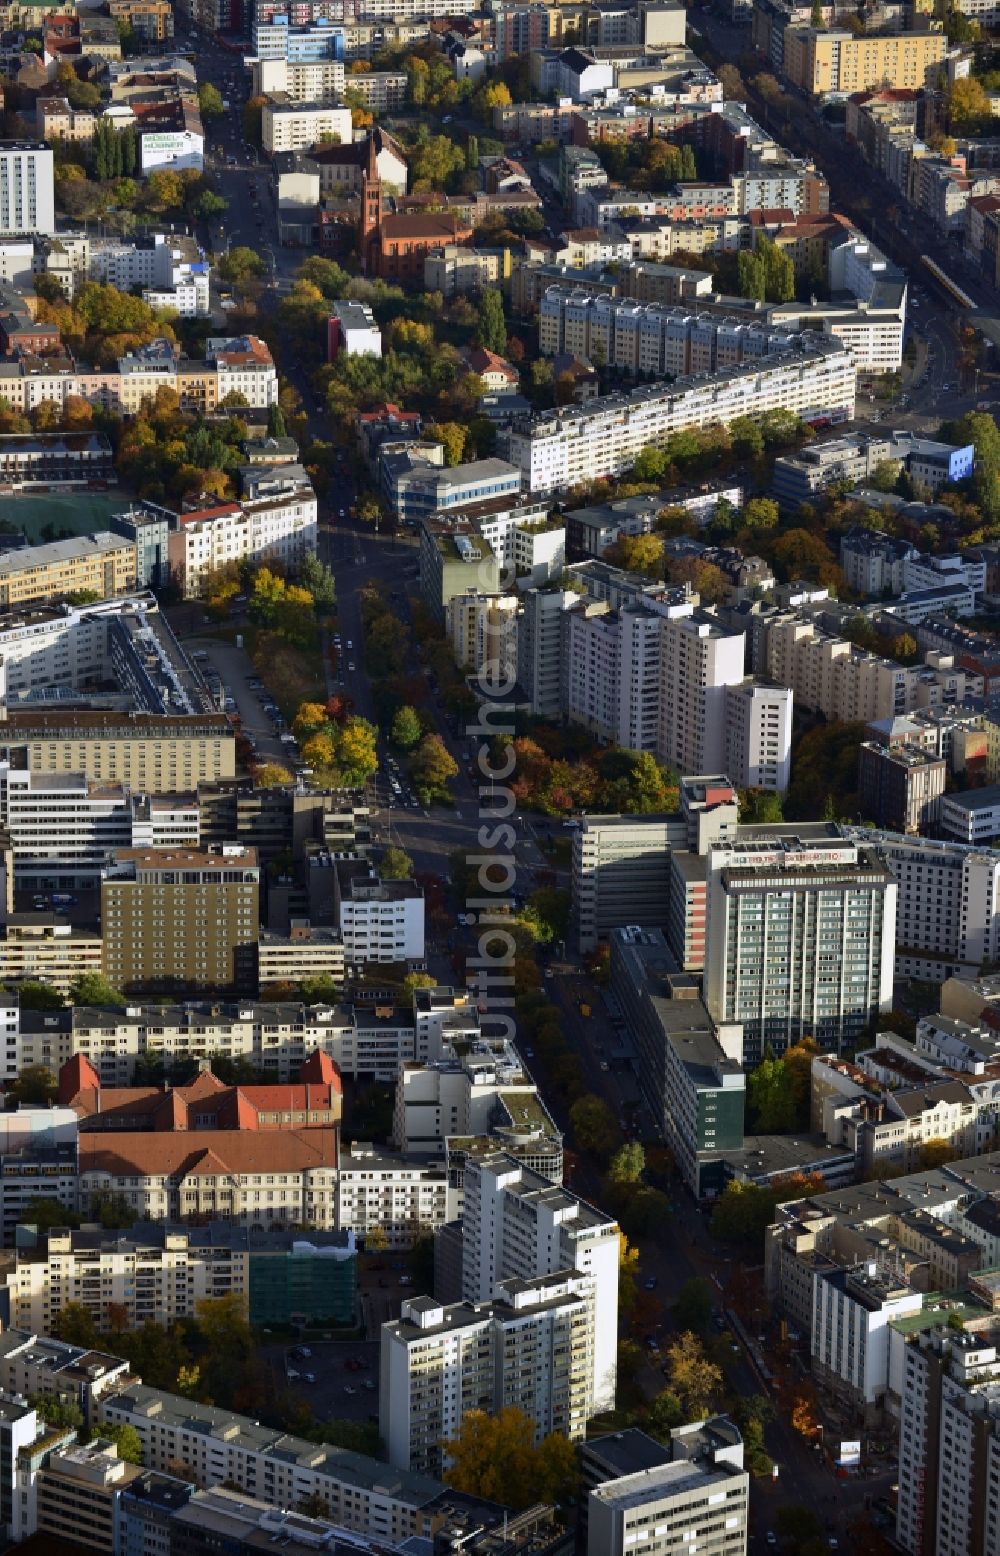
xmin=186 ymin=637 xmax=296 ymax=768
xmin=262 ymin=1337 xmax=382 ymax=1423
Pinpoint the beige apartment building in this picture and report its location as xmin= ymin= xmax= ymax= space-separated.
xmin=2 ymin=711 xmax=236 ymax=792
xmin=783 ymin=27 xmax=947 ymax=96
xmin=0 ymin=919 xmax=103 ymax=995
xmin=101 ymin=845 xmax=260 ymax=994
xmin=36 ymin=98 xmax=97 ymax=145
xmin=0 ymin=532 xmax=137 ymax=609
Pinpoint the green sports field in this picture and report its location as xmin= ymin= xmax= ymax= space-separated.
xmin=0 ymin=492 xmax=128 ymax=542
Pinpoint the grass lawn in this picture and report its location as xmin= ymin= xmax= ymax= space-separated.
xmin=251 ymin=629 xmax=326 ymax=720
xmin=2 ymin=492 xmax=128 ymax=540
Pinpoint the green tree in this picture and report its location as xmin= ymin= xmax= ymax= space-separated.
xmin=476 ymin=288 xmax=507 ymax=356
xmin=198 ymin=82 xmax=225 ymax=119
xmin=743 ymin=497 xmax=780 ymax=530
xmin=381 ymin=845 xmax=414 ymax=879
xmin=646 ymin=1390 xmax=685 ymax=1440
xmin=748 ymin=1053 xmax=798 ymax=1132
xmin=8 ymin=1063 xmax=58 ymax=1103
xmin=466 ymin=134 xmax=480 ymax=170
xmin=22 ymin=1196 xmax=80 ymax=1232
xmin=390 ymin=704 xmax=422 ymax=750
xmin=102 ymin=1423 xmax=143 ymax=1464
xmin=28 ymin=1393 xmax=83 ymax=1430
xmin=268 ymin=402 xmax=288 ymax=437
xmin=739 ymin=789 xmax=783 ymax=823
xmin=299 ymin=552 xmax=336 ymax=608
xmin=674 ymin=1277 xmax=713 ymax=1335
xmin=53 ymin=1301 xmax=98 ymax=1347
xmin=217 ymin=246 xmax=266 ymax=285
xmin=69 ymin=973 xmax=126 ymax=1008
xmin=608 ymin=1141 xmax=645 ymax=1185
xmin=517 ymin=887 xmax=570 ymax=945
xmin=568 ymin=1094 xmax=619 ymax=1159
xmin=411 ymin=733 xmax=458 ymax=799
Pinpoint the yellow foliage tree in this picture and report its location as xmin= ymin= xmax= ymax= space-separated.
xmin=293 ymin=701 xmax=329 ymax=741
xmin=664 ymin=1332 xmax=723 ymax=1419
xmin=444 ymin=1407 xmax=579 ymax=1509
xmin=619 ymin=1232 xmax=640 ymax=1314
xmin=301 ymin=731 xmax=337 ymax=770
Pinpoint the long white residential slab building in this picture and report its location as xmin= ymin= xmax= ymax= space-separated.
xmin=501 ymin=335 xmax=856 ymax=491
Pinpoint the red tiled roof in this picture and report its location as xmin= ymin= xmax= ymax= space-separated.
xmin=80 ymin=1127 xmax=339 ymax=1179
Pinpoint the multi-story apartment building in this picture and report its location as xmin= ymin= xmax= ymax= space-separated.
xmin=166 ymin=483 xmax=318 ymax=598
xmin=896 ymin=1326 xmax=1000 ymax=1556
xmin=460 ymin=1154 xmax=619 ymax=1413
xmin=34 ymin=1439 xmax=143 ymax=1552
xmin=381 ymin=1275 xmax=595 ymax=1476
xmin=393 ymin=1036 xmax=561 ymax=1167
xmin=660 ymin=611 xmax=747 ymax=776
xmin=0 ymin=920 xmax=103 ymax=996
xmin=333 ymin=1140 xmax=454 ymax=1245
xmin=0 ymin=532 xmax=137 ymax=610
xmin=203 ymin=335 xmax=279 ymax=409
xmin=261 ymin=99 xmax=353 ymax=154
xmin=252 ymin=55 xmax=346 ymax=98
xmin=517 ymin=585 xmax=581 ymax=717
xmin=840 ymin=827 xmax=1000 ymax=983
xmin=0 ymin=143 xmax=54 ymax=236
xmin=502 ymin=336 xmax=856 ymax=491
xmin=704 ymin=832 xmax=897 ymax=1061
xmin=782 ymin=27 xmax=948 ymax=96
xmin=444 ymin=590 xmax=518 ymax=680
xmin=724 ymin=678 xmax=793 ymax=793
xmin=610 ymin=927 xmax=745 ymax=1195
xmin=100 ymin=845 xmax=260 ymax=994
xmin=98 ymin=1384 xmax=458 ymax=1544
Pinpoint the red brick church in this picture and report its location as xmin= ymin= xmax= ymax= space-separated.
xmin=359 ymin=134 xmax=473 ymax=283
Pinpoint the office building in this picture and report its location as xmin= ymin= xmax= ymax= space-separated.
xmin=261 ymin=100 xmax=353 ymax=154
xmin=0 ymin=1393 xmax=47 ymax=1542
xmin=0 ymin=143 xmax=54 ymax=236
xmin=940 ymin=786 xmax=1000 ymax=846
xmin=572 ymin=813 xmax=685 ymax=954
xmin=327 ymin=299 xmax=382 ymax=360
xmin=842 ymin=826 xmax=1000 ymax=983
xmin=334 ymin=861 xmax=424 ymax=966
xmin=858 ymin=741 xmax=946 ymax=834
xmin=587 ymin=1417 xmax=749 ymax=1556
xmin=459 ymin=1154 xmax=619 ymax=1412
xmin=610 ymin=927 xmax=744 ymax=1195
xmin=100 ymin=845 xmax=260 ymax=994
xmin=381 ymin=1275 xmax=594 ymax=1476
xmin=35 ymin=1438 xmax=144 ymax=1551
xmin=393 ymin=1036 xmax=559 ymax=1162
xmin=704 ymin=832 xmax=897 ymax=1061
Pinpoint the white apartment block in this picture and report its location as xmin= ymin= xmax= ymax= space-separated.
xmin=252 ymin=56 xmax=346 ymax=99
xmin=704 ymin=834 xmax=897 ymax=1062
xmin=811 ymin=1264 xmax=921 ymax=1419
xmin=97 ymin=1385 xmax=450 ymax=1544
xmin=517 ymin=587 xmax=582 ymax=717
xmin=760 ymin=612 xmax=966 ymax=725
xmin=896 ymin=1328 xmax=1000 ymax=1556
xmin=540 ymin=288 xmax=801 ymax=379
xmin=660 ymin=611 xmax=746 ymax=776
xmin=337 ymin=877 xmax=425 ymax=966
xmin=0 ymin=143 xmax=54 ymax=237
xmin=90 ymin=233 xmax=211 ymax=316
xmin=0 ymin=766 xmax=133 ymax=887
xmin=502 ymin=337 xmax=856 ymax=492
xmin=334 ymin=1142 xmax=454 ymax=1246
xmin=587 ymin=1425 xmax=749 ymax=1556
xmin=167 ymin=486 xmax=318 ymax=598
xmin=565 ymin=601 xmax=665 ymax=754
xmin=460 ymin=1154 xmax=619 ymax=1412
xmin=205 ymin=336 xmax=280 ymax=409
xmin=4 ymin=1227 xmax=249 ymax=1335
xmin=724 ymin=679 xmax=793 ymax=793
xmin=840 ymin=827 xmax=1000 ymax=982
xmin=380 ymin=1274 xmax=594 ymax=1477
xmin=393 ymin=1039 xmax=550 ymax=1155
xmin=444 ymin=591 xmax=518 ymax=681
xmin=262 ymin=101 xmax=353 ymax=154
xmin=15 ymin=995 xmax=473 ymax=1086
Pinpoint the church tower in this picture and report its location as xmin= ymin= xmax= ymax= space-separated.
xmin=359 ymin=132 xmax=382 ymax=275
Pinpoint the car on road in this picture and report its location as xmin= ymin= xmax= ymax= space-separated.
xmin=348 ymin=662 xmax=356 ymax=671
xmin=643 ymin=1277 xmax=658 ymax=1290
xmin=766 ymin=1536 xmax=778 ymax=1549
xmin=344 ymin=1385 xmax=357 ymax=1395
xmin=600 ymin=1060 xmax=609 ymax=1071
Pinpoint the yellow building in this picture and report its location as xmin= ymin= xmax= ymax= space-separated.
xmin=783 ymin=27 xmax=947 ymax=97
xmin=3 ymin=710 xmax=236 ymax=793
xmin=108 ymin=0 xmax=174 ymax=40
xmin=101 ymin=845 xmax=260 ymax=994
xmin=0 ymin=531 xmax=136 ymax=609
